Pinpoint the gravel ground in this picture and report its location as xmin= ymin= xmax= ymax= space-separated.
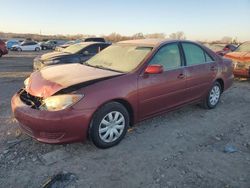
xmin=0 ymin=51 xmax=249 ymax=188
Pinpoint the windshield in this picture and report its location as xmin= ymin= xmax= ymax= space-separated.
xmin=235 ymin=42 xmax=250 ymax=52
xmin=86 ymin=44 xmax=152 ymax=73
xmin=63 ymin=43 xmax=88 ymax=54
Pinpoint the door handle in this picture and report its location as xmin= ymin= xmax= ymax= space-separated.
xmin=210 ymin=66 xmax=217 ymax=71
xmin=177 ymin=73 xmax=185 ymax=79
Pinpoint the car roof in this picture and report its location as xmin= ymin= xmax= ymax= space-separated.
xmin=118 ymin=39 xmax=167 ymax=47
xmin=117 ymin=39 xmax=196 ymax=47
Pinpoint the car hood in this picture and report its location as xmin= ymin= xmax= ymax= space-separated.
xmin=225 ymin=52 xmax=250 ymax=62
xmin=26 ymin=63 xmax=123 ymax=98
xmin=40 ymin=51 xmax=71 ymax=61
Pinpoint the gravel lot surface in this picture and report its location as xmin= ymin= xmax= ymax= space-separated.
xmin=0 ymin=51 xmax=249 ymax=188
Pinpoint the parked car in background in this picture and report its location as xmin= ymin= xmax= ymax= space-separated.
xmin=40 ymin=40 xmax=67 ymax=50
xmin=6 ymin=40 xmax=19 ymax=49
xmin=55 ymin=40 xmax=76 ymax=51
xmin=0 ymin=39 xmax=8 ymax=57
xmin=84 ymin=37 xmax=105 ymax=43
xmin=11 ymin=41 xmax=41 ymax=52
xmin=216 ymin=44 xmax=238 ymax=56
xmin=55 ymin=37 xmax=106 ymax=51
xmin=33 ymin=42 xmax=110 ymax=70
xmin=12 ymin=39 xmax=233 ymax=148
xmin=224 ymin=41 xmax=250 ymax=78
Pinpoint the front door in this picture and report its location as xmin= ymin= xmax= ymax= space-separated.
xmin=138 ymin=43 xmax=187 ymax=119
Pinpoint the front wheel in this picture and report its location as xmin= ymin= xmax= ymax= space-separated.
xmin=17 ymin=48 xmax=22 ymax=52
xmin=202 ymin=81 xmax=222 ymax=109
xmin=89 ymin=102 xmax=129 ymax=148
xmin=35 ymin=47 xmax=40 ymax=51
xmin=0 ymin=50 xmax=2 ymax=57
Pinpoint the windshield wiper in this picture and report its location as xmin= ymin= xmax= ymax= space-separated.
xmin=84 ymin=63 xmax=124 ymax=73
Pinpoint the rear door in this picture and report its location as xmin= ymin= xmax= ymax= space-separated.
xmin=30 ymin=42 xmax=38 ymax=50
xmin=138 ymin=42 xmax=188 ymax=119
xmin=181 ymin=42 xmax=217 ymax=101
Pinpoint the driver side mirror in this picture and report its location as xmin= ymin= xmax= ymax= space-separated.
xmin=145 ymin=64 xmax=163 ymax=74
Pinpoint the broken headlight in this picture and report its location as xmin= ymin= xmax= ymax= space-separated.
xmin=40 ymin=94 xmax=83 ymax=111
xmin=24 ymin=77 xmax=30 ymax=89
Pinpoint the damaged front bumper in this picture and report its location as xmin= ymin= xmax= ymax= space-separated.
xmin=11 ymin=92 xmax=93 ymax=144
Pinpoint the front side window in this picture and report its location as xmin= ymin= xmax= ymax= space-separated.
xmin=182 ymin=43 xmax=206 ymax=66
xmin=86 ymin=44 xmax=152 ymax=73
xmin=149 ymin=43 xmax=181 ymax=70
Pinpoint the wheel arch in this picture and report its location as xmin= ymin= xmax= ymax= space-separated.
xmin=112 ymin=99 xmax=134 ymax=127
xmin=90 ymin=98 xmax=135 ymax=128
xmin=215 ymin=78 xmax=224 ymax=92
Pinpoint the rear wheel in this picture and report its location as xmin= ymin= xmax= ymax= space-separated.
xmin=0 ymin=50 xmax=2 ymax=57
xmin=202 ymin=81 xmax=222 ymax=109
xmin=89 ymin=102 xmax=129 ymax=148
xmin=17 ymin=48 xmax=22 ymax=52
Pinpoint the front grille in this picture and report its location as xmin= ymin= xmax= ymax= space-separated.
xmin=18 ymin=89 xmax=42 ymax=109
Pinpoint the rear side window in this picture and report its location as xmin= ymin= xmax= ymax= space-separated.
xmin=149 ymin=43 xmax=181 ymax=70
xmin=99 ymin=44 xmax=110 ymax=50
xmin=182 ymin=43 xmax=206 ymax=65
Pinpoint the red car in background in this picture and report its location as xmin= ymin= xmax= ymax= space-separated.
xmin=216 ymin=44 xmax=238 ymax=56
xmin=225 ymin=41 xmax=250 ymax=78
xmin=11 ymin=39 xmax=233 ymax=148
xmin=0 ymin=39 xmax=8 ymax=57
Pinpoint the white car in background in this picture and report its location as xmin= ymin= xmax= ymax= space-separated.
xmin=12 ymin=41 xmax=41 ymax=52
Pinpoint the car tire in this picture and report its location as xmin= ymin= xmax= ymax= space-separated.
xmin=0 ymin=50 xmax=2 ymax=57
xmin=89 ymin=102 xmax=129 ymax=149
xmin=17 ymin=48 xmax=22 ymax=52
xmin=202 ymin=81 xmax=222 ymax=109
xmin=35 ymin=47 xmax=40 ymax=51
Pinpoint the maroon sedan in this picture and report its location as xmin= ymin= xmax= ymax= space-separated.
xmin=11 ymin=39 xmax=234 ymax=148
xmin=0 ymin=39 xmax=8 ymax=57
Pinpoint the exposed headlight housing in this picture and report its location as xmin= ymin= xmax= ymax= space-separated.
xmin=24 ymin=77 xmax=30 ymax=89
xmin=39 ymin=94 xmax=83 ymax=111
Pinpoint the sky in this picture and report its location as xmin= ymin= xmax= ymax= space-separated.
xmin=0 ymin=0 xmax=250 ymax=41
